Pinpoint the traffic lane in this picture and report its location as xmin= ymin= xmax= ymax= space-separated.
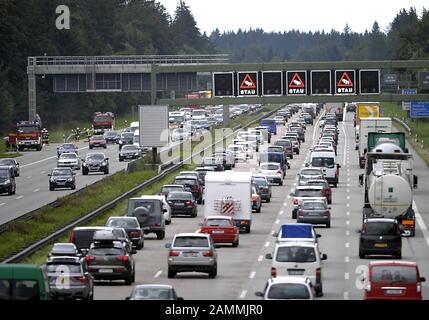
xmin=342 ymin=113 xmax=429 ymax=300
xmin=0 ymin=142 xmax=129 ymax=224
xmin=93 ymin=112 xmax=304 ymax=300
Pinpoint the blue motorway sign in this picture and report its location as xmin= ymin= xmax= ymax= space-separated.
xmin=410 ymin=101 xmax=429 ymax=118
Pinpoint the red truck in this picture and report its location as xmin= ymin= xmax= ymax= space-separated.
xmin=7 ymin=121 xmax=43 ymax=151
xmin=92 ymin=112 xmax=115 ymax=135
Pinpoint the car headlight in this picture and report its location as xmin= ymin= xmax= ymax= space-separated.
xmin=67 ymin=178 xmax=73 ymax=182
xmin=102 ymin=161 xmax=107 ymax=166
xmin=3 ymin=180 xmax=10 ymax=185
xmin=83 ymin=162 xmax=88 ymax=167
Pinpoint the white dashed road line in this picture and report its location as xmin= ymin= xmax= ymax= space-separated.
xmin=33 ymin=189 xmax=39 ymax=193
xmin=154 ymin=270 xmax=162 ymax=278
xmin=249 ymin=271 xmax=256 ymax=279
xmin=239 ymin=290 xmax=247 ymax=299
xmin=265 ymin=241 xmax=270 ymax=247
xmin=258 ymin=255 xmax=263 ymax=262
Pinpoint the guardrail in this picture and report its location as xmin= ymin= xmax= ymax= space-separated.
xmin=393 ymin=117 xmax=412 ymax=134
xmin=1 ymin=105 xmax=282 ymax=263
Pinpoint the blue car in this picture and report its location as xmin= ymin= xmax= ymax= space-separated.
xmin=260 ymin=119 xmax=277 ymax=135
xmin=57 ymin=143 xmax=79 ymax=158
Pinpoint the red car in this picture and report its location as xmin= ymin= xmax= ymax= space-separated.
xmin=200 ymin=216 xmax=239 ymax=247
xmin=364 ymin=261 xmax=425 ymax=300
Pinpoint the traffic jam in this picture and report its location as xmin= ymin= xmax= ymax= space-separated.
xmin=2 ymin=102 xmax=426 ymax=301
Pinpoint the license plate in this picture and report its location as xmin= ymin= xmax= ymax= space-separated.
xmin=402 ymin=220 xmax=414 ymax=225
xmin=99 ymin=269 xmax=113 ymax=273
xmin=374 ymin=243 xmax=388 ymax=248
xmin=308 ymin=212 xmax=320 ymax=216
xmin=183 ymin=252 xmax=198 ymax=257
xmin=288 ymin=270 xmax=304 ymax=276
xmin=175 ymin=202 xmax=185 ymax=206
xmin=385 ymin=289 xmax=403 ymax=295
xmin=57 ymin=182 xmax=66 ymax=185
xmin=212 ymin=230 xmax=224 ymax=234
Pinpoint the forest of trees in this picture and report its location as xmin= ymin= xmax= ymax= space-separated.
xmin=211 ymin=8 xmax=429 ymax=63
xmin=0 ymin=2 xmax=428 ymax=135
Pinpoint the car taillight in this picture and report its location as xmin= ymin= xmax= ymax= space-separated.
xmin=271 ymin=267 xmax=277 ymax=278
xmin=159 ymin=192 xmax=165 ymax=196
xmin=365 ymin=283 xmax=371 ymax=292
xmin=417 ymin=282 xmax=422 ymax=293
xmin=203 ymin=250 xmax=214 ymax=257
xmin=85 ymin=255 xmax=96 ymax=262
xmin=169 ymin=251 xmax=180 ymax=257
xmin=130 ymin=231 xmax=140 ymax=237
xmin=298 ymin=210 xmax=304 ymax=216
xmin=193 ymin=186 xmax=201 ymax=191
xmin=185 ymin=200 xmax=193 ymax=207
xmin=323 ymin=211 xmax=330 ymax=217
xmin=154 ymin=223 xmax=160 ymax=227
xmin=116 ymin=255 xmax=128 ymax=263
xmin=69 ymin=232 xmax=74 ymax=243
xmin=76 ymin=276 xmax=86 ymax=284
xmin=316 ymin=268 xmax=321 ymax=279
xmin=277 ymin=170 xmax=282 ymax=174
xmin=293 ymin=199 xmax=298 ymax=205
xmin=325 ymin=188 xmax=331 ymax=194
xmin=252 ymin=195 xmax=258 ymax=201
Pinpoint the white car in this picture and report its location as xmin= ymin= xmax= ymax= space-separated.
xmin=235 ymin=141 xmax=255 ymax=159
xmin=274 ymin=116 xmax=286 ymax=126
xmin=265 ymin=242 xmax=327 ymax=297
xmin=171 ymin=128 xmax=190 ymax=142
xmin=258 ymin=162 xmax=284 ymax=186
xmin=255 ymin=277 xmax=314 ymax=300
xmin=227 ymin=144 xmax=247 ymax=162
xmin=248 ymin=129 xmax=265 ymax=144
xmin=57 ymin=152 xmax=80 ymax=170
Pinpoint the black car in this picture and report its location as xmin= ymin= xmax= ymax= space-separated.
xmin=0 ymin=167 xmax=16 ymax=195
xmin=167 ymin=191 xmax=198 ymax=217
xmin=82 ymin=153 xmax=109 ymax=175
xmin=119 ymin=145 xmax=141 ymax=161
xmin=106 ymin=217 xmax=144 ymax=250
xmin=0 ymin=158 xmax=20 ymax=177
xmin=118 ymin=132 xmax=134 ymax=150
xmin=57 ymin=143 xmax=79 ymax=158
xmin=252 ymin=176 xmax=272 ymax=202
xmin=69 ymin=226 xmax=112 ymax=253
xmin=85 ymin=241 xmax=135 ymax=285
xmin=49 ymin=167 xmax=76 ymax=191
xmin=103 ymin=131 xmax=120 ymax=144
xmin=173 ymin=176 xmax=203 ymax=204
xmin=358 ymin=219 xmax=402 ymax=259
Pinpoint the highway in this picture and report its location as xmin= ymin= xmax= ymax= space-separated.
xmin=88 ymin=109 xmax=429 ymax=300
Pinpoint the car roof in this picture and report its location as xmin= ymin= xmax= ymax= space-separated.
xmin=175 ymin=233 xmax=209 ymax=238
xmin=134 ymin=284 xmax=173 ymax=289
xmin=364 ymin=218 xmax=397 ymax=223
xmin=162 ymin=184 xmax=185 ymax=188
xmin=260 ymin=162 xmax=281 ymax=166
xmin=47 ymin=256 xmax=81 ymax=264
xmin=205 ymin=215 xmax=233 ymax=220
xmin=296 ymin=186 xmax=324 ymax=190
xmin=369 ymin=261 xmax=418 ymax=267
xmin=268 ymin=276 xmax=311 ymax=285
xmin=276 ymin=242 xmax=316 ymax=248
xmin=73 ymin=226 xmax=111 ymax=231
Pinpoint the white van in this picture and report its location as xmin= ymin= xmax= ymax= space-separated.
xmin=130 ymin=121 xmax=139 ymax=133
xmin=307 ymin=151 xmax=341 ymax=188
xmin=204 ymin=171 xmax=252 ymax=233
xmin=266 ymin=242 xmax=327 ymax=297
xmin=133 ymin=129 xmax=140 ymax=147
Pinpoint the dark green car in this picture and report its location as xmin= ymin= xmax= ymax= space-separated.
xmin=0 ymin=264 xmax=50 ymax=300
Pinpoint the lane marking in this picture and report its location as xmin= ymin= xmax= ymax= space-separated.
xmin=346 ymin=230 xmax=350 ymax=236
xmin=239 ymin=290 xmax=247 ymax=299
xmin=342 ymin=120 xmax=348 ymax=166
xmin=413 ymin=200 xmax=429 ymax=249
xmin=16 ymin=196 xmax=24 ymax=200
xmin=346 ymin=211 xmax=350 ymax=216
xmin=20 ymin=146 xmax=89 ymax=168
xmin=40 ymin=171 xmax=46 ymax=174
xmin=258 ymin=255 xmax=263 ymax=262
xmin=346 ymin=220 xmax=350 ymax=225
xmin=154 ymin=270 xmax=162 ymax=278
xmin=344 ymin=292 xmax=349 ymax=300
xmin=345 ymin=256 xmax=350 ymax=263
xmin=347 ymin=189 xmax=350 ymax=193
xmin=345 ymin=273 xmax=350 ymax=280
xmin=265 ymin=241 xmax=270 ymax=247
xmin=283 ymin=202 xmax=288 ymax=206
xmin=346 ymin=203 xmax=350 ymax=207
xmin=346 ymin=196 xmax=350 ymax=200
xmin=26 ymin=176 xmax=32 ymax=179
xmin=0 ymin=203 xmax=5 ymax=207
xmin=249 ymin=271 xmax=256 ymax=279
xmin=279 ymin=210 xmax=284 ymax=216
xmin=275 ymin=219 xmax=280 ymax=224
xmin=33 ymin=189 xmax=39 ymax=193
xmin=345 ymin=242 xmax=350 ymax=248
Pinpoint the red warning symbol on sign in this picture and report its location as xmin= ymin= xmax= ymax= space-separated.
xmin=289 ymin=73 xmax=305 ymax=88
xmin=240 ymin=74 xmax=256 ymax=89
xmin=337 ymin=72 xmax=353 ymax=87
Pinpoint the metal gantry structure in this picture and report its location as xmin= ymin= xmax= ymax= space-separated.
xmin=27 ymin=56 xmax=429 ymax=120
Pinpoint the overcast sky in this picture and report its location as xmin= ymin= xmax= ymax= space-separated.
xmin=159 ymin=0 xmax=427 ymax=34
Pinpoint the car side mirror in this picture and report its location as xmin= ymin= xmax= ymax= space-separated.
xmin=356 ymin=229 xmax=361 ymax=234
xmin=289 ymin=192 xmax=294 ymax=196
xmin=132 ymin=249 xmax=137 ymax=255
xmin=272 ymin=232 xmax=279 ymax=237
xmin=177 ymin=297 xmax=184 ymax=300
xmin=265 ymin=253 xmax=273 ymax=260
xmin=214 ymin=244 xmax=221 ymax=248
xmin=316 ymin=234 xmax=322 ymax=238
xmin=420 ymin=277 xmax=426 ymax=282
xmin=255 ymin=291 xmax=264 ymax=297
xmin=105 ymin=158 xmax=109 ymax=161
xmin=125 ymin=297 xmax=130 ymax=300
xmin=198 ymin=223 xmax=203 ymax=227
xmin=305 ymin=163 xmax=309 ymax=167
xmin=321 ymin=254 xmax=328 ymax=260
xmin=413 ymin=175 xmax=418 ymax=189
xmin=328 ymin=207 xmax=331 ymax=210
xmin=337 ymin=164 xmax=341 ymax=169
xmin=48 ymin=174 xmax=51 ymax=177
xmin=163 ymin=209 xmax=168 ymax=213
xmin=165 ymin=243 xmax=171 ymax=249
xmin=359 ymin=174 xmax=364 ymax=186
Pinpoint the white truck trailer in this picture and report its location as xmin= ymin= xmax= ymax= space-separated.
xmin=204 ymin=171 xmax=253 ymax=233
xmin=358 ymin=117 xmax=392 ymax=168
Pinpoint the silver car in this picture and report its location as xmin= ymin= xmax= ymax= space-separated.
xmin=297 ymin=200 xmax=331 ymax=228
xmin=165 ymin=233 xmax=218 ymax=279
xmin=57 ymin=152 xmax=81 ymax=170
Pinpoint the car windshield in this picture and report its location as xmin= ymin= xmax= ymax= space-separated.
xmin=267 ymin=283 xmax=310 ymax=299
xmin=276 ymin=246 xmax=317 ymax=263
xmin=132 ymin=287 xmax=172 ymax=300
xmin=268 ymin=147 xmax=283 ymax=152
xmin=60 ymin=153 xmax=76 ymax=159
xmin=122 ymin=145 xmax=138 ymax=151
xmin=371 ymin=266 xmax=418 ymax=284
xmin=0 ymin=170 xmax=9 ymax=178
xmin=121 ymin=133 xmax=134 ymax=139
xmin=162 ymin=186 xmax=183 ymax=193
xmin=167 ymin=192 xmax=192 ymax=200
xmin=0 ymin=280 xmax=39 ymax=300
xmin=173 ymin=237 xmax=209 ymax=248
xmin=302 ymin=202 xmax=326 ymax=210
xmin=364 ymin=222 xmax=398 ymax=236
xmin=174 ymin=129 xmax=184 ymax=133
xmin=174 ymin=179 xmax=196 ymax=185
xmin=260 ymin=154 xmax=282 ymax=163
xmin=0 ymin=159 xmax=14 ymax=165
xmin=104 ymin=132 xmax=117 ymax=137
xmin=46 ymin=263 xmax=82 ymax=274
xmin=92 ymin=136 xmax=104 ymax=140
xmin=205 ymin=219 xmax=232 ymax=227
xmin=253 ymin=179 xmax=268 ymax=187
xmin=107 ymin=218 xmax=139 ymax=229
xmin=86 ymin=154 xmax=104 ymax=161
xmin=260 ymin=164 xmax=279 ymax=171
xmin=296 ymin=190 xmax=322 ymax=197
xmin=89 ymin=247 xmax=124 ymax=256
xmin=132 ymin=201 xmax=155 ymax=213
xmin=275 ymin=140 xmax=291 ymax=146
xmin=62 ymin=144 xmax=75 ymax=149
xmin=52 ymin=169 xmax=71 ymax=176
xmin=311 ymin=157 xmax=335 ymax=168
xmin=301 ymin=169 xmax=322 ymax=176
